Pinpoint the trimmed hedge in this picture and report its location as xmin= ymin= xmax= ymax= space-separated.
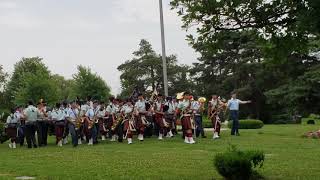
xmin=228 ymin=119 xmax=264 ymax=129
xmin=301 ymin=114 xmax=320 ymax=125
xmin=214 ymin=146 xmax=265 ymax=180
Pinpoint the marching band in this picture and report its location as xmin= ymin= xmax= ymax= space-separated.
xmin=4 ymin=91 xmax=235 ymax=149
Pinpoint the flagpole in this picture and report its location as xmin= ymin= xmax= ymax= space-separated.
xmin=159 ymin=0 xmax=169 ymax=97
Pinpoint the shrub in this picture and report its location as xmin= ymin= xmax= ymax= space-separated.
xmin=228 ymin=119 xmax=264 ymax=129
xmin=301 ymin=114 xmax=320 ymax=125
xmin=214 ymin=146 xmax=265 ymax=180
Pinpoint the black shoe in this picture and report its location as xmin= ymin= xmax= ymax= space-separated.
xmin=73 ymin=144 xmax=78 ymax=147
xmin=202 ymin=136 xmax=207 ymax=138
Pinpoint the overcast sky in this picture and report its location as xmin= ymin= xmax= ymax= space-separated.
xmin=0 ymin=0 xmax=198 ymax=94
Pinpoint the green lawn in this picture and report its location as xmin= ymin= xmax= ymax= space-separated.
xmin=0 ymin=125 xmax=320 ymax=180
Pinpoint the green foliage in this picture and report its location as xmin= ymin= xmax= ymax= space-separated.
xmin=51 ymin=74 xmax=76 ymax=101
xmin=0 ymin=65 xmax=8 ymax=110
xmin=4 ymin=57 xmax=61 ymax=106
xmin=118 ymin=39 xmax=195 ymax=97
xmin=302 ymin=114 xmax=320 ymax=125
xmin=214 ymin=145 xmax=265 ymax=180
xmin=14 ymin=74 xmax=60 ymax=106
xmin=73 ymin=65 xmax=111 ymax=101
xmin=171 ymin=0 xmax=320 ymax=123
xmin=228 ymin=120 xmax=264 ymax=129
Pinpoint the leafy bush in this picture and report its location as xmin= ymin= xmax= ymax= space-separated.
xmin=214 ymin=146 xmax=265 ymax=180
xmin=0 ymin=109 xmax=10 ymax=123
xmin=301 ymin=114 xmax=320 ymax=125
xmin=228 ymin=119 xmax=264 ymax=129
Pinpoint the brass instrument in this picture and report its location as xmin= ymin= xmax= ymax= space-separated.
xmin=198 ymin=97 xmax=207 ymax=103
xmin=111 ymin=114 xmax=123 ymax=131
xmin=87 ymin=118 xmax=95 ymax=129
xmin=176 ymin=92 xmax=184 ymax=100
xmin=75 ymin=116 xmax=84 ymax=130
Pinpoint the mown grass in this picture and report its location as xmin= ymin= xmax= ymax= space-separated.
xmin=0 ymin=125 xmax=320 ymax=180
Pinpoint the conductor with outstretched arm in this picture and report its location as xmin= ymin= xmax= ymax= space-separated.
xmin=227 ymin=92 xmax=251 ymax=136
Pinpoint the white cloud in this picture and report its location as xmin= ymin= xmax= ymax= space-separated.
xmin=0 ymin=1 xmax=17 ymax=9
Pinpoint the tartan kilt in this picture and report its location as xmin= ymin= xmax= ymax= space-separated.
xmin=181 ymin=116 xmax=193 ymax=130
xmin=165 ymin=114 xmax=174 ymax=129
xmin=155 ymin=114 xmax=164 ymax=128
xmin=106 ymin=116 xmax=113 ymax=129
xmin=136 ymin=114 xmax=146 ymax=129
xmin=6 ymin=127 xmax=17 ymax=138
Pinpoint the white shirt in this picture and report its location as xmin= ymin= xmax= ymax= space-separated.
xmin=51 ymin=109 xmax=65 ymax=121
xmin=178 ymin=99 xmax=190 ymax=110
xmin=106 ymin=103 xmax=117 ymax=114
xmin=67 ymin=108 xmax=79 ymax=121
xmin=121 ymin=104 xmax=133 ymax=114
xmin=135 ymin=100 xmax=146 ymax=113
xmin=227 ymin=98 xmax=245 ymax=111
xmin=165 ymin=102 xmax=175 ymax=114
xmin=191 ymin=101 xmax=201 ymax=115
xmin=86 ymin=107 xmax=99 ymax=119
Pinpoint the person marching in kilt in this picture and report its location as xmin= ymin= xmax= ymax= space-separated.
xmin=121 ymin=99 xmax=135 ymax=144
xmin=208 ymin=95 xmax=226 ymax=139
xmin=164 ymin=96 xmax=175 ymax=138
xmin=134 ymin=93 xmax=148 ymax=141
xmin=97 ymin=101 xmax=108 ymax=141
xmin=106 ymin=96 xmax=118 ymax=141
xmin=5 ymin=107 xmax=23 ymax=149
xmin=85 ymin=101 xmax=99 ymax=145
xmin=154 ymin=94 xmax=166 ymax=140
xmin=177 ymin=92 xmax=196 ymax=144
xmin=51 ymin=103 xmax=66 ymax=147
xmin=62 ymin=101 xmax=71 ymax=145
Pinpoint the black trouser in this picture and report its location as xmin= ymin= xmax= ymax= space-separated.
xmin=94 ymin=123 xmax=99 ymax=144
xmin=18 ymin=125 xmax=26 ymax=146
xmin=116 ymin=123 xmax=124 ymax=142
xmin=195 ymin=115 xmax=205 ymax=137
xmin=37 ymin=121 xmax=48 ymax=146
xmin=63 ymin=121 xmax=70 ymax=139
xmin=230 ymin=110 xmax=239 ymax=135
xmin=25 ymin=122 xmax=37 ymax=148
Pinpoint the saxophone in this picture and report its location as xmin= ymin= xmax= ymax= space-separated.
xmin=75 ymin=116 xmax=84 ymax=130
xmin=111 ymin=114 xmax=123 ymax=131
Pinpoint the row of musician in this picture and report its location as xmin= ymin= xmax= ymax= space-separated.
xmin=5 ymin=92 xmax=226 ymax=149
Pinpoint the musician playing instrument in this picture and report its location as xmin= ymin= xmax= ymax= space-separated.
xmin=121 ymin=99 xmax=135 ymax=144
xmin=97 ymin=102 xmax=108 ymax=141
xmin=66 ymin=101 xmax=80 ymax=147
xmin=164 ymin=96 xmax=175 ymax=138
xmin=177 ymin=92 xmax=196 ymax=144
xmin=106 ymin=96 xmax=118 ymax=141
xmin=134 ymin=93 xmax=147 ymax=141
xmin=208 ymin=95 xmax=224 ymax=139
xmin=85 ymin=101 xmax=99 ymax=145
xmin=51 ymin=103 xmax=66 ymax=147
xmin=154 ymin=94 xmax=166 ymax=140
xmin=191 ymin=97 xmax=207 ymax=138
xmin=37 ymin=100 xmax=49 ymax=147
xmin=5 ymin=107 xmax=23 ymax=149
